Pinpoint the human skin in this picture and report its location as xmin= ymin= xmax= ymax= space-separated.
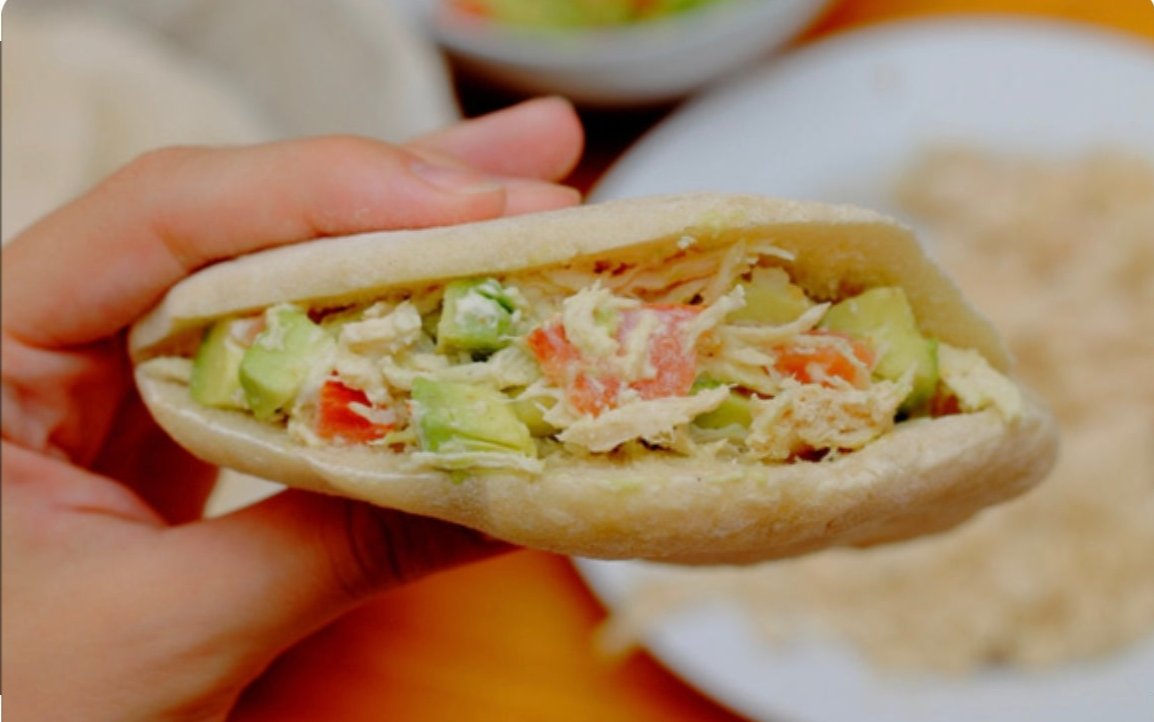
xmin=1 ymin=97 xmax=585 ymax=722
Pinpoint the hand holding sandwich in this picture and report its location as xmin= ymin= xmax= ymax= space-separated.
xmin=0 ymin=98 xmax=584 ymax=721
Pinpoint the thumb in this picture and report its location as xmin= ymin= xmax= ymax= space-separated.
xmin=169 ymin=490 xmax=511 ymax=656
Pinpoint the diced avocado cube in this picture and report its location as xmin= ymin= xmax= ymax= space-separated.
xmin=190 ymin=319 xmax=247 ymax=409
xmin=691 ymin=377 xmax=753 ymax=430
xmin=729 ymin=267 xmax=814 ymax=325
xmin=819 ymin=287 xmax=939 ymax=413
xmin=239 ymin=305 xmax=335 ymax=421
xmin=436 ymin=278 xmax=517 ymax=354
xmin=411 ymin=378 xmax=535 ymax=456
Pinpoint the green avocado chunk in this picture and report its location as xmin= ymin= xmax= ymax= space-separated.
xmin=190 ymin=319 xmax=247 ymax=409
xmin=436 ymin=278 xmax=518 ymax=355
xmin=239 ymin=305 xmax=335 ymax=421
xmin=411 ymin=378 xmax=535 ymax=456
xmin=729 ymin=267 xmax=815 ymax=326
xmin=819 ymin=287 xmax=939 ymax=413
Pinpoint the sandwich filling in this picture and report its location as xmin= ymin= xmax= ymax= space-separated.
xmin=175 ymin=237 xmax=1021 ymax=474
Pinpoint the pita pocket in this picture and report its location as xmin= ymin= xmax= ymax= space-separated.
xmin=130 ymin=194 xmax=1057 ymax=564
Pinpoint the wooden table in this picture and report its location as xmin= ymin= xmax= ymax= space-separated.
xmin=234 ymin=3 xmax=1154 ymax=720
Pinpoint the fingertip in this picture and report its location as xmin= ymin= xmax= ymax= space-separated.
xmin=497 ymin=96 xmax=586 ymax=180
xmin=521 ymin=96 xmax=586 ymax=179
xmin=412 ymin=97 xmax=586 ymax=182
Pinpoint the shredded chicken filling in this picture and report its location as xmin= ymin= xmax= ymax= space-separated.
xmin=181 ymin=235 xmax=1019 ymax=473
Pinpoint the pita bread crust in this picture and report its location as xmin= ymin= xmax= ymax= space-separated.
xmin=130 ymin=193 xmax=1057 ymax=563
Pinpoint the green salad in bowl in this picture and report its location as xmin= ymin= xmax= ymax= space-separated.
xmin=448 ymin=0 xmax=732 ymax=28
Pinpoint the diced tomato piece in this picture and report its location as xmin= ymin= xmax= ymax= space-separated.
xmin=568 ymin=372 xmax=623 ymax=416
xmin=527 ymin=304 xmax=701 ymax=415
xmin=930 ymin=389 xmax=961 ymax=417
xmin=526 ymin=324 xmax=578 ymax=379
xmin=527 ymin=324 xmax=619 ymax=414
xmin=315 ymin=380 xmax=393 ymax=443
xmin=773 ymin=331 xmax=875 ymax=388
xmin=619 ymin=305 xmax=701 ymax=400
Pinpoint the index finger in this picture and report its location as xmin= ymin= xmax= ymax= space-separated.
xmin=0 ymin=138 xmax=507 ymax=348
xmin=411 ymin=96 xmax=584 ymax=181
xmin=2 ymin=129 xmax=579 ymax=349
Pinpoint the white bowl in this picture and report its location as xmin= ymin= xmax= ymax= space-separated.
xmin=411 ymin=0 xmax=834 ymax=106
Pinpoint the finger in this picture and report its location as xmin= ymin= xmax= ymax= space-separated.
xmin=411 ymin=96 xmax=585 ymax=181
xmin=1 ymin=137 xmax=517 ymax=349
xmin=169 ymin=491 xmax=513 ymax=651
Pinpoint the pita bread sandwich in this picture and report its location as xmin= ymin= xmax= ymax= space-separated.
xmin=130 ymin=194 xmax=1057 ymax=564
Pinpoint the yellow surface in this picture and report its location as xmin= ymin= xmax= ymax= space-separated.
xmin=231 ymin=3 xmax=1154 ymax=720
xmin=808 ymin=0 xmax=1154 ymax=40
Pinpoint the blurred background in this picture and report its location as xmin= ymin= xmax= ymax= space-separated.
xmin=4 ymin=1 xmax=1153 ymax=720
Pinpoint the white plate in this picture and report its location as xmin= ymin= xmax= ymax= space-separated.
xmin=577 ymin=18 xmax=1154 ymax=722
xmin=592 ymin=17 xmax=1154 ymax=216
